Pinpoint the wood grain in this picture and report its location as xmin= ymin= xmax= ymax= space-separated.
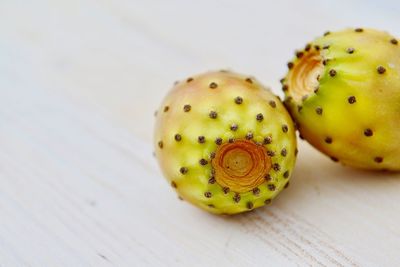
xmin=1 ymin=0 xmax=400 ymax=266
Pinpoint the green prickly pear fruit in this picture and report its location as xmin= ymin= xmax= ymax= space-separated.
xmin=154 ymin=71 xmax=297 ymax=214
xmin=282 ymin=28 xmax=400 ymax=171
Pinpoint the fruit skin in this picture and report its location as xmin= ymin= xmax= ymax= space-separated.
xmin=282 ymin=28 xmax=400 ymax=171
xmin=154 ymin=71 xmax=297 ymax=214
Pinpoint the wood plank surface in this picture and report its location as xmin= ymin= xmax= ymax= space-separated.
xmin=1 ymin=0 xmax=400 ymax=266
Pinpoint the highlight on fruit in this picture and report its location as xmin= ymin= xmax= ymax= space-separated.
xmin=154 ymin=71 xmax=297 ymax=214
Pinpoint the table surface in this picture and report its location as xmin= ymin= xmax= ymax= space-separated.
xmin=1 ymin=0 xmax=400 ymax=266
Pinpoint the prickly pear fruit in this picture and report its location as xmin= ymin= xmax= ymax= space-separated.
xmin=154 ymin=71 xmax=297 ymax=214
xmin=282 ymin=28 xmax=400 ymax=171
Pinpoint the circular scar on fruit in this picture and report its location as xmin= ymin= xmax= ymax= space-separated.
xmin=288 ymin=51 xmax=324 ymax=102
xmin=212 ymin=140 xmax=271 ymax=193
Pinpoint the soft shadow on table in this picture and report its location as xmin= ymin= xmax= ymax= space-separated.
xmin=222 ymin=142 xmax=400 ymax=222
xmin=211 ymin=143 xmax=399 ymax=266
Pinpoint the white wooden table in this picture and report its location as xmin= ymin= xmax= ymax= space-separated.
xmin=1 ymin=1 xmax=400 ymax=266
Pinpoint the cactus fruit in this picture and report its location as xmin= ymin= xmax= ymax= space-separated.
xmin=282 ymin=28 xmax=400 ymax=171
xmin=154 ymin=71 xmax=297 ymax=214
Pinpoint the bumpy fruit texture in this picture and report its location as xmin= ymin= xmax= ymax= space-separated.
xmin=283 ymin=28 xmax=400 ymax=170
xmin=154 ymin=71 xmax=297 ymax=214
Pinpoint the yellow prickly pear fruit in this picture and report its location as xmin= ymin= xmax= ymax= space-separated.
xmin=282 ymin=28 xmax=400 ymax=171
xmin=154 ymin=71 xmax=297 ymax=214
